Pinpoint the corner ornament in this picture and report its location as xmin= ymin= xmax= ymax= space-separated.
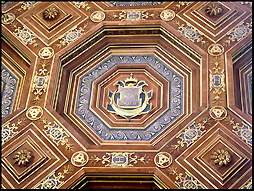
xmin=154 ymin=152 xmax=172 ymax=168
xmin=107 ymin=73 xmax=152 ymax=120
xmin=90 ymin=11 xmax=105 ymax=22
xmin=71 ymin=151 xmax=89 ymax=167
xmin=26 ymin=106 xmax=43 ymax=120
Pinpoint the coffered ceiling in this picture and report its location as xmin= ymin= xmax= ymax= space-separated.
xmin=1 ymin=1 xmax=252 ymax=189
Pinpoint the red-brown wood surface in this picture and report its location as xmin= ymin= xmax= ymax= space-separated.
xmin=1 ymin=1 xmax=252 ymax=189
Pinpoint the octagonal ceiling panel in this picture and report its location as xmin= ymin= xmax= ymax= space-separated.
xmin=73 ymin=55 xmax=183 ymax=141
xmin=1 ymin=1 xmax=251 ymax=189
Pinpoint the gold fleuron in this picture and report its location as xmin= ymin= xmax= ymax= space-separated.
xmin=43 ymin=7 xmax=59 ymax=20
xmin=13 ymin=149 xmax=32 ymax=166
xmin=206 ymin=4 xmax=223 ymax=16
xmin=210 ymin=149 xmax=231 ymax=167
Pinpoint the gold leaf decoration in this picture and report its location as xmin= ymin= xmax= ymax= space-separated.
xmin=43 ymin=7 xmax=59 ymax=20
xmin=210 ymin=149 xmax=231 ymax=166
xmin=206 ymin=4 xmax=223 ymax=16
xmin=13 ymin=149 xmax=32 ymax=166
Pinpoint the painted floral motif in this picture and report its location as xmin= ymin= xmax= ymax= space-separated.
xmin=36 ymin=174 xmax=63 ymax=189
xmin=107 ymin=1 xmax=164 ymax=7
xmin=2 ymin=118 xmax=26 ymax=145
xmin=14 ymin=1 xmax=37 ymax=14
xmin=14 ymin=28 xmax=36 ymax=45
xmin=223 ymin=21 xmax=252 ymax=46
xmin=73 ymin=1 xmax=93 ymax=12
xmin=179 ymin=25 xmax=201 ymax=42
xmin=55 ymin=26 xmax=88 ymax=50
xmin=210 ymin=149 xmax=231 ymax=166
xmin=1 ymin=123 xmax=18 ymax=145
xmin=178 ymin=123 xmax=205 ymax=146
xmin=13 ymin=149 xmax=32 ymax=166
xmin=177 ymin=174 xmax=203 ymax=189
xmin=233 ymin=123 xmax=252 ymax=146
xmin=1 ymin=65 xmax=18 ymax=119
xmin=44 ymin=123 xmax=69 ymax=146
xmin=22 ymin=1 xmax=37 ymax=9
xmin=62 ymin=29 xmax=82 ymax=44
xmin=229 ymin=24 xmax=251 ymax=41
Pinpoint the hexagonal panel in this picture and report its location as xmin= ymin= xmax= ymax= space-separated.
xmin=74 ymin=55 xmax=183 ymax=141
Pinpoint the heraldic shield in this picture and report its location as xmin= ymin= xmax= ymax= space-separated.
xmin=107 ymin=73 xmax=152 ymax=120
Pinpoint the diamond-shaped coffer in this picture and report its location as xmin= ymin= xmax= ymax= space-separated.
xmin=17 ymin=2 xmax=88 ymax=46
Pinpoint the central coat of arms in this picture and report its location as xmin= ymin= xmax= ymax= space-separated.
xmin=107 ymin=73 xmax=152 ymax=120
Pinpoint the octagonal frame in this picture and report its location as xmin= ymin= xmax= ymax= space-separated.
xmin=48 ymin=21 xmax=208 ymax=150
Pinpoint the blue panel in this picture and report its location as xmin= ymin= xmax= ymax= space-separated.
xmin=1 ymin=65 xmax=18 ymax=119
xmin=76 ymin=55 xmax=183 ymax=141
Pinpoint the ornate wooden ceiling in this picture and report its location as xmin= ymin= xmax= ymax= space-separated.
xmin=1 ymin=1 xmax=252 ymax=189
